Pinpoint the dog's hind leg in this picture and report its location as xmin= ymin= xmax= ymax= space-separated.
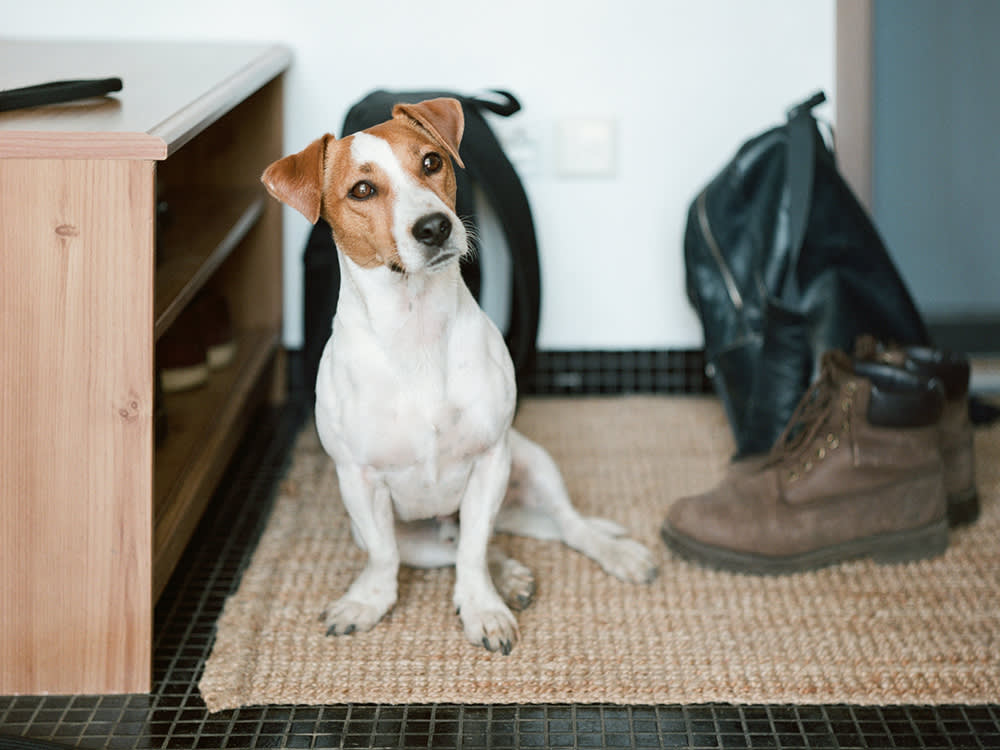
xmin=487 ymin=547 xmax=535 ymax=611
xmin=496 ymin=429 xmax=659 ymax=583
xmin=396 ymin=517 xmax=536 ymax=611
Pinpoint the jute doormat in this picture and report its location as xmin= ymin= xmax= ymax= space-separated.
xmin=200 ymin=397 xmax=1000 ymax=711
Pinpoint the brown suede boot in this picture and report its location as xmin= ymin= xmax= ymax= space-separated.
xmin=662 ymin=351 xmax=948 ymax=574
xmin=726 ymin=340 xmax=978 ymax=528
xmin=855 ymin=335 xmax=978 ymax=526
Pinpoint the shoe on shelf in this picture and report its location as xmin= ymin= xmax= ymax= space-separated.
xmin=662 ymin=350 xmax=949 ymax=575
xmin=157 ymin=305 xmax=210 ymax=393
xmin=193 ymin=290 xmax=237 ymax=370
xmin=156 ymin=290 xmax=237 ymax=394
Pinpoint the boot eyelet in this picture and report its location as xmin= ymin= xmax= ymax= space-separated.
xmin=830 ymin=438 xmax=840 ymax=449
xmin=846 ymin=381 xmax=857 ymax=393
xmin=788 ymin=470 xmax=799 ymax=482
xmin=816 ymin=447 xmax=826 ymax=460
xmin=826 ymin=433 xmax=836 ymax=444
xmin=803 ymin=460 xmax=813 ymax=472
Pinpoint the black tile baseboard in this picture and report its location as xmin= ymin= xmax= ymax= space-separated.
xmin=522 ymin=349 xmax=711 ymax=396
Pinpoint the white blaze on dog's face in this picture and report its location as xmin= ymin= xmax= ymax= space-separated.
xmin=262 ymin=98 xmax=468 ymax=275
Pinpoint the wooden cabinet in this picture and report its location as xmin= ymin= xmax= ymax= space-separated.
xmin=0 ymin=40 xmax=291 ymax=694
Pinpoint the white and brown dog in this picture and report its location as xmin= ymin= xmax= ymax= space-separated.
xmin=262 ymin=98 xmax=657 ymax=654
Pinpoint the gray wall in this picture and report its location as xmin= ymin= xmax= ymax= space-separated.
xmin=873 ymin=0 xmax=1000 ymax=320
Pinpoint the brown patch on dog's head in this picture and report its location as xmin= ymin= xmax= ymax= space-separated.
xmin=261 ymin=98 xmax=467 ymax=272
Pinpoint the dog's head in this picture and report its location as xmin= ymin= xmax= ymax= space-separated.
xmin=262 ymin=97 xmax=468 ymax=275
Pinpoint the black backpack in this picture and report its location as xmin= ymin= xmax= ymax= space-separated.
xmin=684 ymin=91 xmax=931 ymax=457
xmin=302 ymin=89 xmax=541 ymax=396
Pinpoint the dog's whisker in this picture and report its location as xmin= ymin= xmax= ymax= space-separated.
xmin=458 ymin=215 xmax=480 ymax=256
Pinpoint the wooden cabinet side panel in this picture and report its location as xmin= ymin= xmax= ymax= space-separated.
xmin=0 ymin=158 xmax=154 ymax=694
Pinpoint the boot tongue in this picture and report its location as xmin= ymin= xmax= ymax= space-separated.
xmin=853 ymin=334 xmax=880 ymax=361
xmin=853 ymin=334 xmax=908 ymax=368
xmin=820 ymin=349 xmax=855 ymax=384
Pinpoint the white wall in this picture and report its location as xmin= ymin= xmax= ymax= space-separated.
xmin=3 ymin=0 xmax=835 ymax=350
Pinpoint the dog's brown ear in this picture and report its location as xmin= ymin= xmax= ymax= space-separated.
xmin=261 ymin=134 xmax=334 ymax=224
xmin=393 ymin=98 xmax=465 ymax=169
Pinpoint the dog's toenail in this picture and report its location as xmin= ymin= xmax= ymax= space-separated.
xmin=343 ymin=624 xmax=356 ymax=635
xmin=482 ymin=636 xmax=492 ymax=651
xmin=500 ymin=640 xmax=511 ymax=655
xmin=325 ymin=625 xmax=337 ymax=636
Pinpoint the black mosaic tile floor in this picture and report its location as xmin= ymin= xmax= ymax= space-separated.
xmin=3 ymin=354 xmax=1000 ymax=750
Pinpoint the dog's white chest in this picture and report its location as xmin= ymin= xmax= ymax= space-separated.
xmin=315 ymin=294 xmax=515 ymax=521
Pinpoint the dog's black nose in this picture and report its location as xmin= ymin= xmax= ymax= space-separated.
xmin=412 ymin=212 xmax=452 ymax=247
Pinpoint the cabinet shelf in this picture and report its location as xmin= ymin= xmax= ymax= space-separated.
xmin=153 ymin=325 xmax=280 ymax=599
xmin=155 ymin=188 xmax=266 ymax=339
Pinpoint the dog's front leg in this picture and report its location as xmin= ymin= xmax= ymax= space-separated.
xmin=454 ymin=435 xmax=519 ymax=654
xmin=322 ymin=463 xmax=399 ymax=637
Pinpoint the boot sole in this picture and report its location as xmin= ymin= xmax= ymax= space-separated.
xmin=661 ymin=518 xmax=949 ymax=576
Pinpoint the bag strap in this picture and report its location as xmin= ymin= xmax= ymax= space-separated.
xmin=781 ymin=91 xmax=826 ymax=301
xmin=0 ymin=78 xmax=122 ymax=112
xmin=464 ymin=89 xmax=521 ymax=117
xmin=458 ymin=94 xmax=541 ymax=388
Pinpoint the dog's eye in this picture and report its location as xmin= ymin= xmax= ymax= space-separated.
xmin=422 ymin=152 xmax=444 ymax=175
xmin=349 ymin=181 xmax=376 ymax=200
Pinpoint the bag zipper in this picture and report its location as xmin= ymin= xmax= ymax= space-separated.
xmin=696 ymin=189 xmax=744 ymax=311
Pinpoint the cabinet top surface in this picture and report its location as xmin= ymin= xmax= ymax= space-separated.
xmin=0 ymin=39 xmax=290 ymax=160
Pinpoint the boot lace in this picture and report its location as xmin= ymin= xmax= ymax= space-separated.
xmin=766 ymin=350 xmax=856 ymax=481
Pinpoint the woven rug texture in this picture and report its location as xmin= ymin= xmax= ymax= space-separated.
xmin=199 ymin=396 xmax=1000 ymax=711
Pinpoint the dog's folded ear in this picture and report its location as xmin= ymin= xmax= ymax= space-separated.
xmin=261 ymin=134 xmax=334 ymax=224
xmin=392 ymin=98 xmax=465 ymax=169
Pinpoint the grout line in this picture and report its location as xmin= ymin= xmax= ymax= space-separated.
xmin=960 ymin=705 xmax=988 ymax=750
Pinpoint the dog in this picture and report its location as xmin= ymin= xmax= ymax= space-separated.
xmin=262 ymin=97 xmax=658 ymax=655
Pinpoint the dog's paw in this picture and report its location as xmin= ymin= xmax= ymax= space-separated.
xmin=582 ymin=519 xmax=659 ymax=584
xmin=459 ymin=604 xmax=520 ymax=655
xmin=454 ymin=588 xmax=519 ymax=654
xmin=320 ymin=597 xmax=389 ymax=637
xmin=489 ymin=555 xmax=536 ymax=611
xmin=597 ymin=535 xmax=659 ymax=583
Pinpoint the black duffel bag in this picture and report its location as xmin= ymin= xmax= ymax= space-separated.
xmin=684 ymin=91 xmax=931 ymax=458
